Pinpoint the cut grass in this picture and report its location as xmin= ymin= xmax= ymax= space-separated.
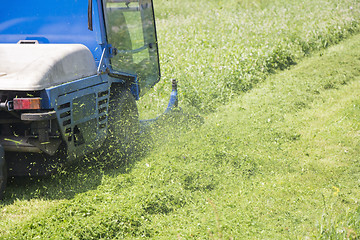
xmin=1 ymin=27 xmax=360 ymax=239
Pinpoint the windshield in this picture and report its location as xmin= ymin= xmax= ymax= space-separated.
xmin=103 ymin=0 xmax=160 ymax=95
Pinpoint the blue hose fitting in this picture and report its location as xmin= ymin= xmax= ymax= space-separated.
xmin=139 ymin=79 xmax=180 ymax=128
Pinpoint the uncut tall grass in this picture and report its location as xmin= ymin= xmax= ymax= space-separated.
xmin=140 ymin=0 xmax=360 ymax=115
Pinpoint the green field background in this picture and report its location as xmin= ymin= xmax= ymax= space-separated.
xmin=140 ymin=0 xmax=360 ymax=116
xmin=1 ymin=0 xmax=360 ymax=239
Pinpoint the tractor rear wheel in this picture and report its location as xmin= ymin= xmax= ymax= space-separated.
xmin=103 ymin=88 xmax=139 ymax=161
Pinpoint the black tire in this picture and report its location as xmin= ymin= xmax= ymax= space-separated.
xmin=103 ymin=88 xmax=139 ymax=161
xmin=0 ymin=150 xmax=7 ymax=200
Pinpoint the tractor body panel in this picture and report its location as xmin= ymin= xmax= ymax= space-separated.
xmin=0 ymin=0 xmax=161 ymax=177
xmin=0 ymin=44 xmax=97 ymax=91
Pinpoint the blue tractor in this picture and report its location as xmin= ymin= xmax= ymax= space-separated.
xmin=0 ymin=0 xmax=170 ymax=198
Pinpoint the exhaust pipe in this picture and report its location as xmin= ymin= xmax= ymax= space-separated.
xmin=164 ymin=79 xmax=178 ymax=114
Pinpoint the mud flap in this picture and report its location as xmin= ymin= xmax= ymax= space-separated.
xmin=0 ymin=144 xmax=6 ymax=199
xmin=0 ymin=145 xmax=4 ymax=180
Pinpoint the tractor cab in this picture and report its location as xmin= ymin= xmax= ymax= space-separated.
xmin=0 ymin=0 xmax=160 ymax=96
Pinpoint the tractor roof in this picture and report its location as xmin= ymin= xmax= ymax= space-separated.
xmin=0 ymin=0 xmax=103 ymax=62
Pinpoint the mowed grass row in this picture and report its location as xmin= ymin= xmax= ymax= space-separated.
xmin=139 ymin=0 xmax=360 ymax=117
xmin=1 ymin=29 xmax=360 ymax=239
xmin=1 ymin=0 xmax=360 ymax=238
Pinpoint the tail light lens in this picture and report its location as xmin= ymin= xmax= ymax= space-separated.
xmin=13 ymin=98 xmax=41 ymax=110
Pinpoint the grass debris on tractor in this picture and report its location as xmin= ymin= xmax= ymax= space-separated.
xmin=0 ymin=0 xmax=178 ymax=199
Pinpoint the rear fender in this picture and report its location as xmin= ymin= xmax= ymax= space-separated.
xmin=42 ymin=75 xmax=112 ymax=160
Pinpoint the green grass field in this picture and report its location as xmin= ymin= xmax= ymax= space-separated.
xmin=139 ymin=0 xmax=360 ymax=116
xmin=1 ymin=0 xmax=360 ymax=239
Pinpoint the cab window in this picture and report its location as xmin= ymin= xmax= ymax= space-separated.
xmin=103 ymin=0 xmax=160 ymax=95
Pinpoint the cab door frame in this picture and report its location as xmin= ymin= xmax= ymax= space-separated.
xmin=96 ymin=0 xmax=161 ymax=97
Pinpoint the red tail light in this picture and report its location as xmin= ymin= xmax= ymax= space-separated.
xmin=13 ymin=98 xmax=41 ymax=110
